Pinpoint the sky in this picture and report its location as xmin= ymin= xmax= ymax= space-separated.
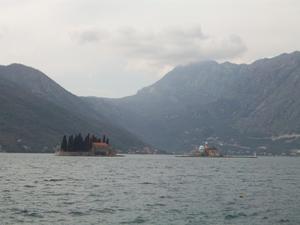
xmin=0 ymin=0 xmax=299 ymax=98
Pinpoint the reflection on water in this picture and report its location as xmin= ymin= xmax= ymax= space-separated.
xmin=0 ymin=154 xmax=299 ymax=225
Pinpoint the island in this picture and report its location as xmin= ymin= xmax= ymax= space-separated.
xmin=177 ymin=142 xmax=257 ymax=158
xmin=55 ymin=133 xmax=117 ymax=156
xmin=189 ymin=142 xmax=222 ymax=157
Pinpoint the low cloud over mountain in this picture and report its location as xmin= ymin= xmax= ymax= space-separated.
xmin=70 ymin=26 xmax=247 ymax=73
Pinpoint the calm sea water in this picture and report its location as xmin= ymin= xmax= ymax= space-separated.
xmin=0 ymin=154 xmax=299 ymax=225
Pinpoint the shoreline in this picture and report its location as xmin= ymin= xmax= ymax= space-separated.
xmin=175 ymin=155 xmax=257 ymax=158
xmin=54 ymin=151 xmax=122 ymax=157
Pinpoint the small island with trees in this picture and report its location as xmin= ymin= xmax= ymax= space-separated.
xmin=55 ymin=133 xmax=117 ymax=156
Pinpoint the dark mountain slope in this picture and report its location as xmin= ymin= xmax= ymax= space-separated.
xmin=0 ymin=64 xmax=147 ymax=152
xmin=84 ymin=51 xmax=300 ymax=154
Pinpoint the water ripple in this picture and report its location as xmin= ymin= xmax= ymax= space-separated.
xmin=0 ymin=154 xmax=299 ymax=225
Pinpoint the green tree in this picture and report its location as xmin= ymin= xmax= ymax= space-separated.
xmin=91 ymin=135 xmax=97 ymax=143
xmin=84 ymin=134 xmax=90 ymax=151
xmin=67 ymin=135 xmax=74 ymax=151
xmin=78 ymin=133 xmax=83 ymax=150
xmin=73 ymin=134 xmax=79 ymax=151
xmin=61 ymin=135 xmax=67 ymax=151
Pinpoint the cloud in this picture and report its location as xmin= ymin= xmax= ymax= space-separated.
xmin=112 ymin=26 xmax=247 ymax=71
xmin=0 ymin=27 xmax=7 ymax=39
xmin=70 ymin=25 xmax=246 ymax=73
xmin=70 ymin=27 xmax=109 ymax=44
xmin=0 ymin=0 xmax=298 ymax=98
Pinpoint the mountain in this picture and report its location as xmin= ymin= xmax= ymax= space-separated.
xmin=0 ymin=64 xmax=148 ymax=152
xmin=83 ymin=51 xmax=300 ymax=154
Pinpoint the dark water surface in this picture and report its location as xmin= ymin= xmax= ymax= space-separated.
xmin=0 ymin=154 xmax=299 ymax=225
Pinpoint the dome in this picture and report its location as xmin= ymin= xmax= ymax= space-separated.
xmin=199 ymin=145 xmax=205 ymax=152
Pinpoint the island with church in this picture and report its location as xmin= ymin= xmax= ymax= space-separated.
xmin=55 ymin=133 xmax=117 ymax=156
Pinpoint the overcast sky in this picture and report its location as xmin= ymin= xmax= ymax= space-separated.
xmin=0 ymin=0 xmax=299 ymax=97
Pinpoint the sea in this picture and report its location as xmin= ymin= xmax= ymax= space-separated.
xmin=0 ymin=154 xmax=299 ymax=225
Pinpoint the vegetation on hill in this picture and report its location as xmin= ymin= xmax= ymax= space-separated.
xmin=83 ymin=51 xmax=300 ymax=154
xmin=2 ymin=52 xmax=300 ymax=154
xmin=0 ymin=64 xmax=148 ymax=153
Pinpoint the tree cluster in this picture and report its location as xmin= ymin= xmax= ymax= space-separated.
xmin=60 ymin=133 xmax=110 ymax=152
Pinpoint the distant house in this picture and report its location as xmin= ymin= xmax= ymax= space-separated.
xmin=92 ymin=142 xmax=115 ymax=156
xmin=204 ymin=142 xmax=221 ymax=157
xmin=289 ymin=149 xmax=300 ymax=156
xmin=189 ymin=142 xmax=221 ymax=157
xmin=92 ymin=142 xmax=109 ymax=149
xmin=204 ymin=147 xmax=220 ymax=157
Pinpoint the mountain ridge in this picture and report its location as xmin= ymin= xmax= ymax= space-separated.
xmin=0 ymin=64 xmax=149 ymax=152
xmin=83 ymin=51 xmax=300 ymax=154
xmin=1 ymin=51 xmax=300 ymax=154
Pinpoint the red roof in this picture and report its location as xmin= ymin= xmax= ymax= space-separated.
xmin=92 ymin=142 xmax=108 ymax=148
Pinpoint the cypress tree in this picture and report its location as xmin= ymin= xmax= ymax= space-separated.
xmin=84 ymin=134 xmax=90 ymax=151
xmin=78 ymin=133 xmax=83 ymax=150
xmin=89 ymin=134 xmax=93 ymax=150
xmin=60 ymin=136 xmax=63 ymax=150
xmin=106 ymin=138 xmax=109 ymax=145
xmin=74 ymin=134 xmax=78 ymax=151
xmin=61 ymin=135 xmax=67 ymax=151
xmin=92 ymin=135 xmax=97 ymax=143
xmin=102 ymin=135 xmax=106 ymax=143
xmin=67 ymin=135 xmax=74 ymax=151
